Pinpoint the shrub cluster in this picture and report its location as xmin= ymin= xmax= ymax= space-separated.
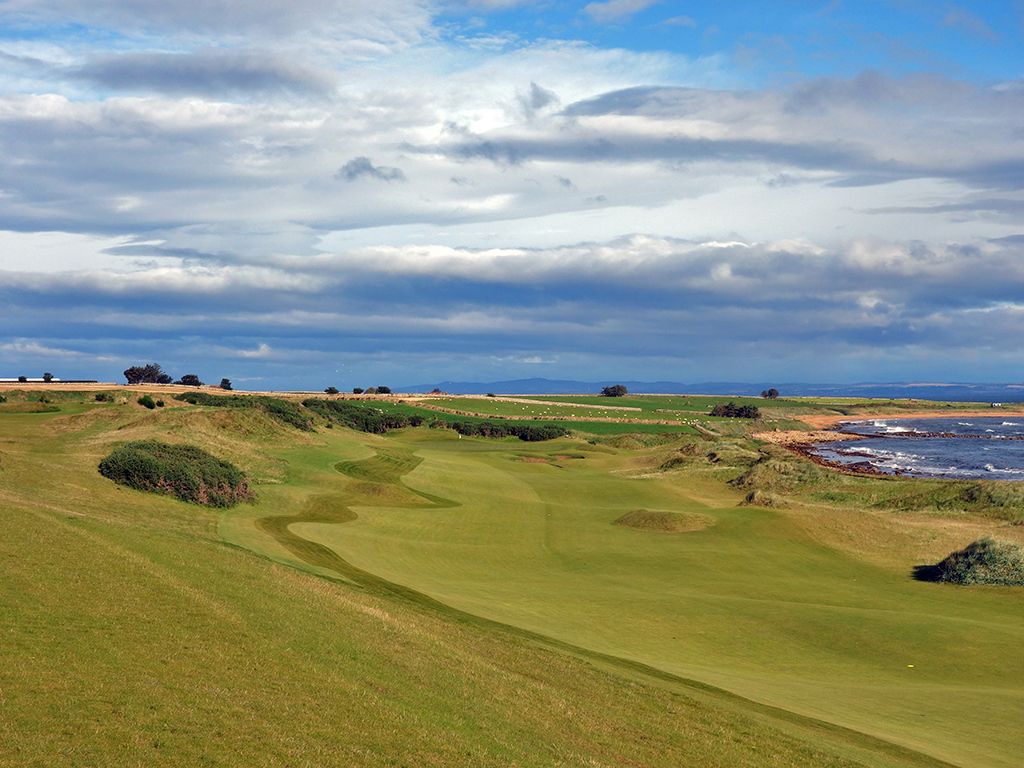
xmin=138 ymin=395 xmax=157 ymax=409
xmin=929 ymin=538 xmax=1024 ymax=586
xmin=304 ymin=398 xmax=567 ymax=441
xmin=175 ymin=392 xmax=313 ymax=431
xmin=303 ymin=398 xmax=424 ymax=434
xmin=446 ymin=420 xmax=569 ymax=441
xmin=710 ymin=402 xmax=761 ymax=419
xmin=98 ymin=440 xmax=252 ymax=507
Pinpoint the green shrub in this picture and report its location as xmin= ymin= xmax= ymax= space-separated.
xmin=98 ymin=441 xmax=252 ymax=507
xmin=447 ymin=420 xmax=568 ymax=442
xmin=137 ymin=395 xmax=156 ymax=409
xmin=923 ymin=538 xmax=1024 ymax=586
xmin=94 ymin=392 xmax=114 ymax=402
xmin=175 ymin=392 xmax=313 ymax=431
xmin=303 ymin=398 xmax=423 ymax=434
xmin=303 ymin=399 xmax=567 ymax=441
xmin=156 ymin=400 xmax=165 ymax=408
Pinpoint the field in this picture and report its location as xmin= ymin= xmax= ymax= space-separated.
xmin=3 ymin=387 xmax=1023 ymax=767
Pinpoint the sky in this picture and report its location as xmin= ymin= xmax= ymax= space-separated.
xmin=1 ymin=1 xmax=1023 ymax=389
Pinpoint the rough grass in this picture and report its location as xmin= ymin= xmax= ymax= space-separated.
xmin=98 ymin=440 xmax=252 ymax=507
xmin=920 ymin=538 xmax=1024 ymax=586
xmin=613 ymin=509 xmax=713 ymax=532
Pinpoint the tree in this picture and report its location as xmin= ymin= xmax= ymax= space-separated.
xmin=352 ymin=387 xmax=364 ymax=394
xmin=42 ymin=372 xmax=54 ymax=382
xmin=377 ymin=386 xmax=392 ymax=394
xmin=17 ymin=375 xmax=27 ymax=383
xmin=364 ymin=387 xmax=378 ymax=394
xmin=324 ymin=386 xmax=339 ymax=395
xmin=175 ymin=374 xmax=203 ymax=387
xmin=124 ymin=363 xmax=172 ymax=385
xmin=710 ymin=402 xmax=760 ymax=419
xmin=220 ymin=378 xmax=233 ymax=391
xmin=761 ymin=388 xmax=779 ymax=400
xmin=600 ymin=384 xmax=628 ymax=397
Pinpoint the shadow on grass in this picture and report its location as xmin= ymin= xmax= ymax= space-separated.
xmin=912 ymin=563 xmax=942 ymax=582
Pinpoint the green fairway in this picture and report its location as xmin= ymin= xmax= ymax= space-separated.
xmin=239 ymin=428 xmax=1024 ymax=768
xmin=3 ymin=390 xmax=1022 ymax=767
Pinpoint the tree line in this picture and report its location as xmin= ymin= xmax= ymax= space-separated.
xmin=123 ymin=363 xmax=231 ymax=391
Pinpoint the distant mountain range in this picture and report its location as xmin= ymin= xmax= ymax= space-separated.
xmin=400 ymin=377 xmax=1024 ymax=402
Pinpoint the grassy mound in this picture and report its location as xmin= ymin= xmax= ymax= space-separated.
xmin=732 ymin=449 xmax=826 ymax=492
xmin=920 ymin=538 xmax=1024 ymax=586
xmin=98 ymin=440 xmax=252 ymax=507
xmin=613 ymin=509 xmax=713 ymax=533
xmin=740 ymin=489 xmax=782 ymax=508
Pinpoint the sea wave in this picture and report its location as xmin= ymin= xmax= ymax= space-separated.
xmin=812 ymin=417 xmax=1024 ymax=480
xmin=985 ymin=464 xmax=1024 ymax=475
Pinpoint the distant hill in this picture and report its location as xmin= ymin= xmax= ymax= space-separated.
xmin=400 ymin=378 xmax=1024 ymax=402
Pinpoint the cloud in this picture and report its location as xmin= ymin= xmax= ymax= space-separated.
xmin=6 ymin=232 xmax=1024 ymax=383
xmin=583 ymin=0 xmax=659 ymax=24
xmin=336 ymin=157 xmax=408 ymax=182
xmin=237 ymin=343 xmax=274 ymax=358
xmin=662 ymin=15 xmax=696 ymax=28
xmin=419 ymin=75 xmax=1024 ymax=194
xmin=0 ymin=8 xmax=1021 ymax=385
xmin=1 ymin=0 xmax=433 ymax=47
xmin=517 ymin=81 xmax=560 ymax=120
xmin=73 ymin=51 xmax=336 ymax=96
xmin=942 ymin=6 xmax=999 ymax=42
xmin=0 ymin=340 xmax=95 ymax=358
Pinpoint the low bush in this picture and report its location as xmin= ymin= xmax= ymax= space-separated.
xmin=303 ymin=399 xmax=567 ymax=441
xmin=98 ymin=441 xmax=252 ymax=507
xmin=94 ymin=392 xmax=114 ymax=402
xmin=921 ymin=538 xmax=1024 ymax=586
xmin=303 ymin=398 xmax=424 ymax=434
xmin=138 ymin=395 xmax=156 ymax=409
xmin=175 ymin=392 xmax=313 ymax=431
xmin=447 ymin=420 xmax=569 ymax=442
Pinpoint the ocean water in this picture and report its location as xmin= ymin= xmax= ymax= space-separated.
xmin=810 ymin=417 xmax=1024 ymax=480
